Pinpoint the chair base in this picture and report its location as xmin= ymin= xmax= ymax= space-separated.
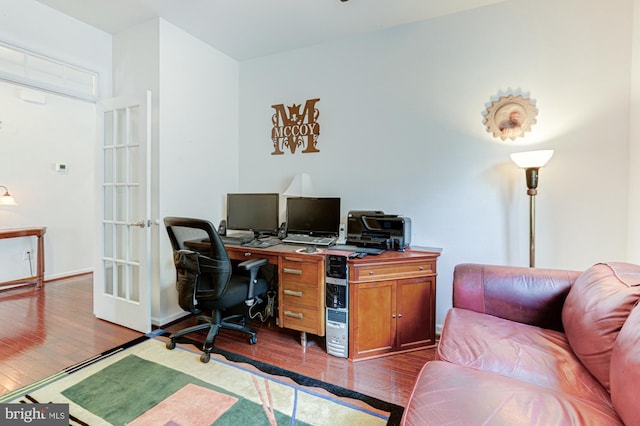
xmin=166 ymin=312 xmax=258 ymax=363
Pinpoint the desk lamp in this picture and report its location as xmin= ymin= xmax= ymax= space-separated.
xmin=0 ymin=185 xmax=17 ymax=205
xmin=284 ymin=173 xmax=314 ymax=197
xmin=510 ymin=150 xmax=554 ymax=267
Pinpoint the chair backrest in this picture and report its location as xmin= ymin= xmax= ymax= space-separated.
xmin=164 ymin=217 xmax=232 ymax=304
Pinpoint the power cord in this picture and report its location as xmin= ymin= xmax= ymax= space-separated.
xmin=248 ymin=291 xmax=276 ymax=322
xmin=26 ymin=251 xmax=33 ymax=276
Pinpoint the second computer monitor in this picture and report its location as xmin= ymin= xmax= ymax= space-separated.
xmin=226 ymin=193 xmax=280 ymax=237
xmin=286 ymin=197 xmax=341 ymax=237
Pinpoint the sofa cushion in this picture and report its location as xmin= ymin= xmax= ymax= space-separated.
xmin=561 ymin=262 xmax=640 ymax=392
xmin=438 ymin=308 xmax=610 ymax=406
xmin=610 ymin=304 xmax=640 ymax=426
xmin=402 ymin=361 xmax=622 ymax=426
xmin=452 ymin=263 xmax=579 ymax=331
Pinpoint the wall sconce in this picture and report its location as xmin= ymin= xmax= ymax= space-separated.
xmin=0 ymin=185 xmax=17 ymax=205
xmin=283 ymin=173 xmax=314 ymax=197
xmin=510 ymin=150 xmax=554 ymax=267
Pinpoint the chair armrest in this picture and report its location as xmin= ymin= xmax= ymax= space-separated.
xmin=452 ymin=263 xmax=581 ymax=331
xmin=238 ymin=258 xmax=268 ymax=299
xmin=238 ymin=258 xmax=268 ymax=271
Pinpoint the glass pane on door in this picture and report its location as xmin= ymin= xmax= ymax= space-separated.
xmin=101 ymin=104 xmax=142 ymax=301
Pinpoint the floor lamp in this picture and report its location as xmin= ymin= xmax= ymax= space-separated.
xmin=510 ymin=150 xmax=554 ymax=268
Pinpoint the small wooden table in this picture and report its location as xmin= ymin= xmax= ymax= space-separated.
xmin=0 ymin=227 xmax=46 ymax=289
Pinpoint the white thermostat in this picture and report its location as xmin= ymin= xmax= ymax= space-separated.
xmin=55 ymin=163 xmax=68 ymax=173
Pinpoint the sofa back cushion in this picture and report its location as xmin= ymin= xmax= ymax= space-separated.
xmin=561 ymin=262 xmax=640 ymax=392
xmin=453 ymin=263 xmax=579 ymax=331
xmin=610 ymin=303 xmax=640 ymax=426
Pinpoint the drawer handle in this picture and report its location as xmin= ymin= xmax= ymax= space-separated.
xmin=283 ymin=268 xmax=303 ymax=275
xmin=284 ymin=289 xmax=303 ymax=297
xmin=369 ymin=271 xmax=374 ymax=275
xmin=244 ymin=252 xmax=252 ymax=257
xmin=284 ymin=311 xmax=304 ymax=319
xmin=419 ymin=266 xmax=424 ymax=270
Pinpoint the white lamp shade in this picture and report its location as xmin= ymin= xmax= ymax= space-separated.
xmin=510 ymin=150 xmax=554 ymax=168
xmin=284 ymin=173 xmax=314 ymax=196
xmin=0 ymin=186 xmax=16 ymax=205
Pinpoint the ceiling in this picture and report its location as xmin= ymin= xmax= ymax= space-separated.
xmin=34 ymin=0 xmax=506 ymax=61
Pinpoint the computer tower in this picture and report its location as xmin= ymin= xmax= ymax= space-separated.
xmin=325 ymin=254 xmax=349 ymax=358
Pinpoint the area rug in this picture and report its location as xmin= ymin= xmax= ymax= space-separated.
xmin=1 ymin=333 xmax=403 ymax=425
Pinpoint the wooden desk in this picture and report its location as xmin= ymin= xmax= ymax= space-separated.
xmin=225 ymin=244 xmax=326 ymax=346
xmin=0 ymin=227 xmax=47 ymax=289
xmin=187 ymin=239 xmax=441 ymax=355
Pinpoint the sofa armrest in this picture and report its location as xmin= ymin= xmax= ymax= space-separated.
xmin=452 ymin=263 xmax=581 ymax=331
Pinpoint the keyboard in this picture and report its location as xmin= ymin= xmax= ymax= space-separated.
xmin=282 ymin=234 xmax=337 ymax=246
xmin=330 ymin=244 xmax=386 ymax=255
xmin=242 ymin=238 xmax=281 ymax=248
xmin=220 ymin=235 xmax=253 ymax=245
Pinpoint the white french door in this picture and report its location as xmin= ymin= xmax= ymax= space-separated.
xmin=94 ymin=91 xmax=152 ymax=333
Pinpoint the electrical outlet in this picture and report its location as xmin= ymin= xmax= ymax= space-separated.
xmin=23 ymin=249 xmax=31 ymax=260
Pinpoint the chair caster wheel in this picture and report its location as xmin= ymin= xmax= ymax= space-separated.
xmin=166 ymin=341 xmax=176 ymax=350
xmin=249 ymin=335 xmax=257 ymax=345
xmin=200 ymin=352 xmax=211 ymax=363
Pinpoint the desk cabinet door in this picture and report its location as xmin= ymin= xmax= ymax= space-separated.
xmin=396 ymin=277 xmax=436 ymax=351
xmin=350 ymin=280 xmax=396 ymax=359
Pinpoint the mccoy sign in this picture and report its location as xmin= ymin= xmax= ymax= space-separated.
xmin=271 ymin=98 xmax=320 ymax=155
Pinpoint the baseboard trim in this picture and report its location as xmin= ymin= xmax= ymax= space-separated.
xmin=45 ymin=269 xmax=93 ymax=283
xmin=153 ymin=311 xmax=191 ymax=329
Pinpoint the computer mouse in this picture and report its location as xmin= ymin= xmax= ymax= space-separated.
xmin=305 ymin=246 xmax=317 ymax=254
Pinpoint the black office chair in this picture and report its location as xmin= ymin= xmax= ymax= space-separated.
xmin=164 ymin=217 xmax=269 ymax=363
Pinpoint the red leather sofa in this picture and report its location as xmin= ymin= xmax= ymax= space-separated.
xmin=402 ymin=262 xmax=640 ymax=425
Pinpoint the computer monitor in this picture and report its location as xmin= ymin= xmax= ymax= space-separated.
xmin=226 ymin=193 xmax=280 ymax=238
xmin=286 ymin=197 xmax=341 ymax=237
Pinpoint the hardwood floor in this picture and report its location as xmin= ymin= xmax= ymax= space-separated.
xmin=0 ymin=275 xmax=141 ymax=396
xmin=0 ymin=275 xmax=436 ymax=407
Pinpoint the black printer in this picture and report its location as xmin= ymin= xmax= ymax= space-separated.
xmin=346 ymin=210 xmax=411 ymax=251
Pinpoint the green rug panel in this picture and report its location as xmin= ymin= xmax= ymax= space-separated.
xmin=61 ymin=354 xmax=305 ymax=426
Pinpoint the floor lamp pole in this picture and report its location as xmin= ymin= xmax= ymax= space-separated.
xmin=525 ymin=167 xmax=539 ymax=268
xmin=529 ymin=192 xmax=536 ymax=268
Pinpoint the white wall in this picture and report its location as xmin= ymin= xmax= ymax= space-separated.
xmin=239 ymin=0 xmax=633 ymax=328
xmin=0 ymin=0 xmax=112 ymax=99
xmin=0 ymin=0 xmax=111 ymax=282
xmin=0 ymin=83 xmax=96 ymax=280
xmin=157 ymin=19 xmax=240 ymax=323
xmin=629 ymin=0 xmax=640 ymax=264
xmin=112 ymin=19 xmax=240 ymax=324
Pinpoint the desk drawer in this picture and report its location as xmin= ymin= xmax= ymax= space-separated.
xmin=280 ymin=305 xmax=320 ymax=333
xmin=281 ymin=258 xmax=321 ymax=285
xmin=227 ymin=248 xmax=278 ymax=265
xmin=280 ymin=282 xmax=319 ymax=308
xmin=352 ymin=260 xmax=435 ymax=282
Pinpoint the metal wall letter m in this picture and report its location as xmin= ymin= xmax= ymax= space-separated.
xmin=271 ymin=98 xmax=320 ymax=155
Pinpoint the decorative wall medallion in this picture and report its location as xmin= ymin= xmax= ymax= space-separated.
xmin=483 ymin=94 xmax=537 ymax=141
xmin=270 ymin=98 xmax=320 ymax=155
